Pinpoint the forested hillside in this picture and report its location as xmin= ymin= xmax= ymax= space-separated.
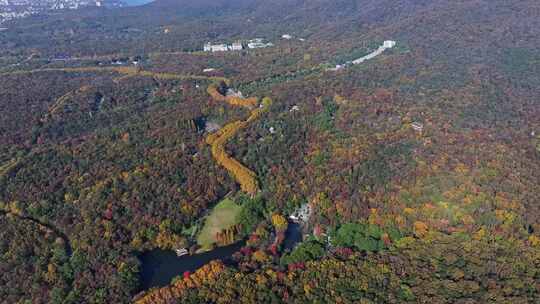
xmin=0 ymin=0 xmax=539 ymax=303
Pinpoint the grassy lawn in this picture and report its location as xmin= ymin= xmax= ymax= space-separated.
xmin=197 ymin=198 xmax=241 ymax=250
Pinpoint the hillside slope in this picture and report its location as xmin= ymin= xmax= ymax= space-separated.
xmin=0 ymin=0 xmax=539 ymax=303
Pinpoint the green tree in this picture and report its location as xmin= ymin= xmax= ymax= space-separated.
xmin=281 ymin=239 xmax=325 ymax=265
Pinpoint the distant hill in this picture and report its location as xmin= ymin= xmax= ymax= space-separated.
xmin=2 ymin=0 xmax=539 ymax=57
xmin=1 ymin=1 xmax=540 ymax=303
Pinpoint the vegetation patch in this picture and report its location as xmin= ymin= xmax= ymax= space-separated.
xmin=331 ymin=222 xmax=402 ymax=252
xmin=196 ymin=198 xmax=242 ymax=250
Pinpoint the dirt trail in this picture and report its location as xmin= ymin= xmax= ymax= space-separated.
xmin=0 ymin=209 xmax=73 ymax=256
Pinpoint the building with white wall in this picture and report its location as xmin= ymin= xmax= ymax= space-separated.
xmin=204 ymin=43 xmax=230 ymax=52
xmin=247 ymin=38 xmax=273 ymax=49
xmin=352 ymin=40 xmax=397 ymax=65
xmin=231 ymin=42 xmax=243 ymax=51
xmin=383 ymin=40 xmax=396 ymax=48
xmin=204 ymin=39 xmax=272 ymax=52
xmin=327 ymin=40 xmax=397 ymax=71
xmin=204 ymin=42 xmax=242 ymax=52
xmin=212 ymin=44 xmax=230 ymax=52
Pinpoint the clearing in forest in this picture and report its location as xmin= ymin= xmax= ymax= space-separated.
xmin=196 ymin=198 xmax=241 ymax=250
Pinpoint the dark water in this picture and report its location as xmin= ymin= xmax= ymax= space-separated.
xmin=139 ymin=222 xmax=304 ymax=291
xmin=283 ymin=222 xmax=303 ymax=251
xmin=139 ymin=241 xmax=244 ymax=290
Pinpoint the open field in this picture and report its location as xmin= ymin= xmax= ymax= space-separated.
xmin=196 ymin=198 xmax=241 ymax=250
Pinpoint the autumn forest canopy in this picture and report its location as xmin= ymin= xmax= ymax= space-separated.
xmin=0 ymin=0 xmax=540 ymax=303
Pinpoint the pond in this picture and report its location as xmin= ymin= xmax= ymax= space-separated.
xmin=138 ymin=241 xmax=244 ymax=291
xmin=138 ymin=221 xmax=304 ymax=291
xmin=283 ymin=222 xmax=303 ymax=251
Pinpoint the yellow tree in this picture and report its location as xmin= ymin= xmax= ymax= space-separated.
xmin=272 ymin=214 xmax=288 ymax=232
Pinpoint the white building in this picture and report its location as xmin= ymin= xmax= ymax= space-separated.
xmin=205 ymin=39 xmax=273 ymax=52
xmin=351 ymin=40 xmax=397 ymax=65
xmin=231 ymin=42 xmax=243 ymax=51
xmin=326 ymin=40 xmax=398 ymax=73
xmin=226 ymin=88 xmax=244 ymax=98
xmin=204 ymin=42 xmax=228 ymax=52
xmin=282 ymin=34 xmax=293 ymax=40
xmin=411 ymin=122 xmax=424 ymax=132
xmin=247 ymin=38 xmax=274 ymax=49
xmin=290 ymin=105 xmax=300 ymax=112
xmin=204 ymin=42 xmax=241 ymax=52
xmin=289 ymin=203 xmax=312 ymax=223
xmin=327 ymin=64 xmax=345 ymax=71
xmin=175 ymin=248 xmax=188 ymax=256
xmin=215 ymin=44 xmax=230 ymax=52
xmin=383 ymin=40 xmax=396 ymax=48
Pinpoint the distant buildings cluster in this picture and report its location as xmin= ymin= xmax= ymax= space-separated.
xmin=204 ymin=41 xmax=243 ymax=52
xmin=203 ymin=35 xmax=305 ymax=53
xmin=203 ymin=38 xmax=274 ymax=52
xmin=0 ymin=8 xmax=32 ymax=23
xmin=0 ymin=0 xmax=121 ymax=24
xmin=247 ymin=38 xmax=274 ymax=49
